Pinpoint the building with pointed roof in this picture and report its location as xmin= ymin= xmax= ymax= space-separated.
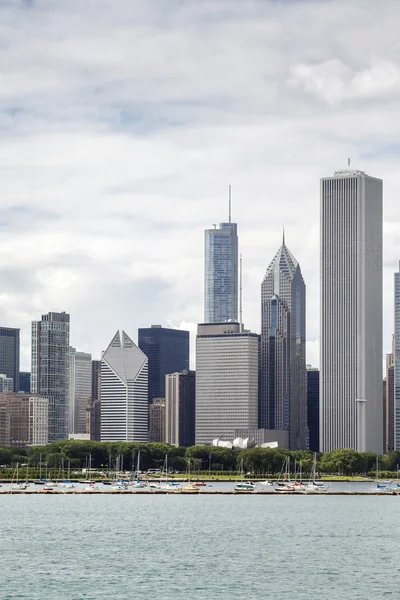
xmin=100 ymin=330 xmax=148 ymax=442
xmin=260 ymin=234 xmax=308 ymax=450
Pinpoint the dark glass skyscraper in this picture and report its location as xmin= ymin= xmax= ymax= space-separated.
xmin=138 ymin=326 xmax=189 ymax=403
xmin=307 ymin=367 xmax=320 ymax=452
xmin=0 ymin=327 xmax=20 ymax=392
xmin=260 ymin=235 xmax=308 ymax=450
xmin=204 ymin=217 xmax=238 ymax=324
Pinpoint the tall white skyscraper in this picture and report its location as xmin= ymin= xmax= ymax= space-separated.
xmin=69 ymin=348 xmax=92 ymax=435
xmin=320 ymin=170 xmax=383 ymax=453
xmin=394 ymin=263 xmax=400 ymax=450
xmin=100 ymin=330 xmax=148 ymax=442
xmin=195 ymin=322 xmax=258 ymax=445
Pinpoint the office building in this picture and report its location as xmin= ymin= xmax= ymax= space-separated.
xmin=91 ymin=360 xmax=101 ymax=401
xmin=138 ymin=325 xmax=189 ymax=403
xmin=148 ymin=397 xmax=166 ymax=442
xmin=395 ymin=263 xmax=400 ymax=450
xmin=165 ymin=370 xmax=196 ymax=447
xmin=320 ymin=170 xmax=383 ymax=453
xmin=69 ymin=348 xmax=92 ymax=435
xmin=0 ymin=393 xmax=48 ymax=446
xmin=204 ymin=205 xmax=238 ymax=323
xmin=385 ymin=338 xmax=395 ymax=452
xmin=31 ymin=311 xmax=70 ymax=442
xmin=307 ymin=366 xmax=320 ymax=452
xmin=101 ymin=330 xmax=148 ymax=442
xmin=0 ymin=374 xmax=14 ymax=392
xmin=19 ymin=372 xmax=31 ymax=393
xmin=0 ymin=328 xmax=20 ymax=392
xmin=260 ymin=235 xmax=308 ymax=450
xmin=195 ymin=323 xmax=258 ymax=445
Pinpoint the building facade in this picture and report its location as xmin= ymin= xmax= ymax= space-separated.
xmin=195 ymin=323 xmax=258 ymax=445
xmin=19 ymin=372 xmax=31 ymax=394
xmin=0 ymin=393 xmax=48 ymax=446
xmin=0 ymin=327 xmax=20 ymax=392
xmin=148 ymin=397 xmax=166 ymax=442
xmin=0 ymin=374 xmax=14 ymax=392
xmin=204 ymin=220 xmax=238 ymax=323
xmin=31 ymin=312 xmax=70 ymax=442
xmin=320 ymin=171 xmax=383 ymax=453
xmin=385 ymin=339 xmax=395 ymax=452
xmin=395 ymin=263 xmax=400 ymax=450
xmin=307 ymin=367 xmax=320 ymax=452
xmin=165 ymin=370 xmax=196 ymax=447
xmin=138 ymin=325 xmax=189 ymax=403
xmin=260 ymin=236 xmax=308 ymax=450
xmin=91 ymin=360 xmax=101 ymax=401
xmin=101 ymin=330 xmax=148 ymax=442
xmin=69 ymin=348 xmax=92 ymax=435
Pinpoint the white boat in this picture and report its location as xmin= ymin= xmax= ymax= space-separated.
xmin=129 ymin=451 xmax=147 ymax=488
xmin=258 ymin=480 xmax=274 ymax=486
xmin=234 ymin=459 xmax=255 ymax=491
xmin=304 ymin=454 xmax=328 ymax=492
xmin=10 ymin=463 xmax=29 ymax=490
xmin=376 ymin=457 xmax=392 ymax=488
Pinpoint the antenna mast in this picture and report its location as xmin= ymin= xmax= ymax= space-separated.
xmin=228 ymin=184 xmax=231 ymax=224
xmin=239 ymin=253 xmax=243 ymax=333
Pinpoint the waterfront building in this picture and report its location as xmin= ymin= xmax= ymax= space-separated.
xmin=138 ymin=325 xmax=189 ymax=403
xmin=204 ymin=207 xmax=238 ymax=324
xmin=307 ymin=366 xmax=320 ymax=452
xmin=320 ymin=170 xmax=383 ymax=453
xmin=0 ymin=374 xmax=14 ymax=392
xmin=385 ymin=339 xmax=395 ymax=453
xmin=0 ymin=327 xmax=20 ymax=392
xmin=19 ymin=372 xmax=31 ymax=393
xmin=234 ymin=428 xmax=289 ymax=448
xmin=195 ymin=322 xmax=258 ymax=445
xmin=395 ymin=263 xmax=400 ymax=450
xmin=0 ymin=393 xmax=48 ymax=446
xmin=165 ymin=370 xmax=196 ymax=447
xmin=101 ymin=330 xmax=148 ymax=442
xmin=69 ymin=348 xmax=92 ymax=435
xmin=260 ymin=235 xmax=308 ymax=450
xmin=31 ymin=312 xmax=70 ymax=442
xmin=148 ymin=397 xmax=166 ymax=442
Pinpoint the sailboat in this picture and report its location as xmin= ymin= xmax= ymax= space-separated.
xmin=11 ymin=463 xmax=29 ymax=490
xmin=149 ymin=455 xmax=181 ymax=490
xmin=130 ymin=451 xmax=147 ymax=489
xmin=274 ymin=457 xmax=296 ymax=492
xmin=376 ymin=457 xmax=392 ymax=490
xmin=234 ymin=459 xmax=255 ymax=491
xmin=304 ymin=453 xmax=328 ymax=493
xmin=180 ymin=459 xmax=199 ymax=493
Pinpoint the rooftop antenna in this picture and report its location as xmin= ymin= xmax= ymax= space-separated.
xmin=239 ymin=253 xmax=243 ymax=333
xmin=228 ymin=184 xmax=231 ymax=224
xmin=282 ymin=227 xmax=285 ymax=246
xmin=348 ymin=157 xmax=351 ymax=170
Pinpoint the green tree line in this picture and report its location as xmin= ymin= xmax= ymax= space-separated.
xmin=1 ymin=441 xmax=400 ymax=476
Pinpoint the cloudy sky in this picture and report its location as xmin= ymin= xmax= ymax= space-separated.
xmin=1 ymin=0 xmax=400 ymax=370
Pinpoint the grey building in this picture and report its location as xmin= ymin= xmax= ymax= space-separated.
xmin=69 ymin=348 xmax=92 ymax=435
xmin=31 ymin=312 xmax=70 ymax=442
xmin=307 ymin=366 xmax=319 ymax=453
xmin=138 ymin=325 xmax=189 ymax=403
xmin=195 ymin=322 xmax=259 ymax=445
xmin=395 ymin=264 xmax=400 ymax=450
xmin=320 ymin=170 xmax=383 ymax=453
xmin=0 ymin=327 xmax=20 ymax=392
xmin=91 ymin=360 xmax=101 ymax=401
xmin=204 ymin=210 xmax=238 ymax=324
xmin=260 ymin=235 xmax=308 ymax=450
xmin=165 ymin=370 xmax=196 ymax=447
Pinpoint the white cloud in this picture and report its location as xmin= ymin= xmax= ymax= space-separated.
xmin=0 ymin=0 xmax=399 ymax=370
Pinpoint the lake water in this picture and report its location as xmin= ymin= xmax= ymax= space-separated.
xmin=1 ymin=494 xmax=399 ymax=599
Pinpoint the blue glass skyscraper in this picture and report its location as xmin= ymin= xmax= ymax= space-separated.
xmin=204 ymin=195 xmax=238 ymax=323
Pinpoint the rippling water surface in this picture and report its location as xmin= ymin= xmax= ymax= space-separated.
xmin=1 ymin=495 xmax=399 ymax=599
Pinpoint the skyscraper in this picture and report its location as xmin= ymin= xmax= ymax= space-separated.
xmin=195 ymin=322 xmax=259 ymax=445
xmin=395 ymin=263 xmax=400 ymax=450
xmin=260 ymin=236 xmax=307 ymax=450
xmin=320 ymin=170 xmax=383 ymax=453
xmin=101 ymin=330 xmax=148 ymax=442
xmin=138 ymin=325 xmax=189 ymax=403
xmin=307 ymin=366 xmax=320 ymax=452
xmin=31 ymin=312 xmax=70 ymax=442
xmin=385 ymin=338 xmax=395 ymax=453
xmin=69 ymin=348 xmax=92 ymax=435
xmin=0 ymin=393 xmax=48 ymax=446
xmin=0 ymin=327 xmax=20 ymax=392
xmin=204 ymin=191 xmax=238 ymax=323
xmin=165 ymin=370 xmax=196 ymax=447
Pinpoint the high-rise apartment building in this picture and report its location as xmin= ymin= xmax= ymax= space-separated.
xmin=138 ymin=325 xmax=189 ymax=403
xmin=0 ymin=328 xmax=20 ymax=392
xmin=320 ymin=170 xmax=383 ymax=453
xmin=0 ymin=393 xmax=48 ymax=446
xmin=307 ymin=367 xmax=319 ymax=452
xmin=69 ymin=348 xmax=92 ymax=435
xmin=204 ymin=201 xmax=238 ymax=323
xmin=395 ymin=263 xmax=400 ymax=450
xmin=101 ymin=330 xmax=148 ymax=442
xmin=31 ymin=312 xmax=70 ymax=442
xmin=195 ymin=323 xmax=258 ymax=445
xmin=165 ymin=370 xmax=196 ymax=447
xmin=260 ymin=236 xmax=307 ymax=450
xmin=148 ymin=398 xmax=166 ymax=442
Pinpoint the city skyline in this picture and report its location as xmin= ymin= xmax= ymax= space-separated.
xmin=1 ymin=1 xmax=399 ymax=372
